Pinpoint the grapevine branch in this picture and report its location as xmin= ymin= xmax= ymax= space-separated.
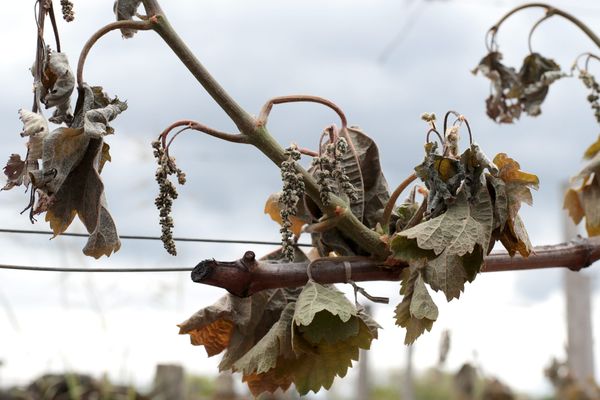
xmin=192 ymin=237 xmax=600 ymax=297
xmin=138 ymin=3 xmax=388 ymax=258
xmin=70 ymin=0 xmax=600 ymax=289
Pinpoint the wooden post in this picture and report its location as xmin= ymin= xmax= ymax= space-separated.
xmin=153 ymin=364 xmax=185 ymax=400
xmin=562 ymin=183 xmax=595 ymax=393
xmin=402 ymin=344 xmax=415 ymax=400
xmin=212 ymin=372 xmax=237 ymax=400
xmin=357 ymin=305 xmax=371 ymax=400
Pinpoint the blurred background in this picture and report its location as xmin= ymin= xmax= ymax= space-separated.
xmin=0 ymin=0 xmax=599 ymax=398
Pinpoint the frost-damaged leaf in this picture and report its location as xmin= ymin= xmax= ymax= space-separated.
xmin=2 ymin=154 xmax=26 ymax=191
xmin=30 ymin=85 xmax=126 ymax=257
xmin=84 ymin=100 xmax=128 ymax=137
xmin=473 ymin=52 xmax=563 ymax=122
xmin=564 ymin=188 xmax=584 ymax=225
xmin=114 ymin=0 xmax=142 ymax=38
xmin=499 ymin=214 xmax=533 ymax=257
xmin=293 ymin=281 xmax=356 ymax=326
xmin=42 ymin=136 xmax=121 ymax=258
xmin=399 ymin=189 xmax=492 ymax=257
xmin=487 ymin=175 xmax=508 ymax=230
xmin=584 ymin=135 xmax=600 ymax=160
xmin=180 ymin=288 xmax=294 ymax=372
xmin=472 ymin=51 xmax=522 ymax=123
xmin=518 ymin=53 xmax=563 ymax=117
xmin=234 ymin=303 xmax=296 ymax=376
xmin=424 ymin=248 xmax=481 ymax=301
xmin=493 ymin=153 xmax=538 ymax=219
xmin=308 ymin=127 xmax=390 ymax=257
xmin=565 ymin=154 xmax=600 ymax=235
xmin=491 ymin=153 xmax=538 ymax=256
xmin=291 ymin=318 xmax=375 ymax=395
xmin=579 ymin=178 xmax=600 ymax=235
xmin=264 ymin=192 xmax=306 ymax=237
xmin=42 ymin=52 xmax=75 ymax=124
xmin=395 ymin=266 xmax=437 ymax=345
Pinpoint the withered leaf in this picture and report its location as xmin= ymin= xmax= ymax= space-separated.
xmin=518 ymin=53 xmax=563 ymax=117
xmin=114 ymin=0 xmax=143 ymax=38
xmin=493 ymin=153 xmax=538 ymax=220
xmin=472 ymin=52 xmax=522 ymax=123
xmin=473 ymin=52 xmax=563 ymax=122
xmin=490 ymin=153 xmax=537 ymax=256
xmin=394 ymin=266 xmax=437 ymax=345
xmin=2 ymin=154 xmax=26 ymax=191
xmin=42 ymin=52 xmax=75 ymax=124
xmin=264 ymin=192 xmax=306 ymax=237
xmin=398 ymin=189 xmax=492 ymax=257
xmin=567 ymin=175 xmax=600 ymax=236
xmin=581 ymin=174 xmax=600 ymax=236
xmin=423 ymin=248 xmax=483 ymax=301
xmin=308 ymin=127 xmax=390 ymax=257
xmin=293 ymin=281 xmax=356 ymax=326
xmin=290 ymin=318 xmax=374 ymax=395
xmin=179 ymin=289 xmax=291 ymax=369
xmin=233 ymin=302 xmax=296 ymax=376
xmin=499 ymin=214 xmax=533 ymax=257
xmin=564 ymin=187 xmax=584 ymax=225
xmin=584 ymin=135 xmax=600 ymax=160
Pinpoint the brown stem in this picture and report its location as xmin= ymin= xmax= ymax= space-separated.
xmin=380 ymin=172 xmax=417 ymax=231
xmin=191 ymin=237 xmax=600 ymax=297
xmin=158 ymin=120 xmax=248 ymax=152
xmin=48 ymin=2 xmax=61 ymax=53
xmin=32 ymin=0 xmax=47 ymax=113
xmin=77 ymin=19 xmax=154 ymax=87
xmin=257 ymin=95 xmax=348 ymax=129
xmin=527 ymin=13 xmax=553 ymax=54
xmin=490 ymin=3 xmax=600 ymax=52
xmin=150 ymin=15 xmax=256 ymax=134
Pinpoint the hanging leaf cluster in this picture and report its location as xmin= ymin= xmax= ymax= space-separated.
xmin=2 ymin=4 xmax=131 ymax=258
xmin=179 ymin=251 xmax=378 ymax=397
xmin=472 ymin=51 xmax=563 ymax=123
xmin=389 ymin=114 xmax=538 ymax=343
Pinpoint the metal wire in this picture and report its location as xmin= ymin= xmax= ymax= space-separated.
xmin=0 ymin=228 xmax=313 ymax=273
xmin=0 ymin=228 xmax=313 ymax=247
xmin=0 ymin=264 xmax=192 ymax=273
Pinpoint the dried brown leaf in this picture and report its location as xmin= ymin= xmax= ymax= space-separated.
xmin=2 ymin=154 xmax=26 ymax=190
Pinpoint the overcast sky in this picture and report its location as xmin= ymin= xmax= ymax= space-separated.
xmin=0 ymin=0 xmax=599 ymax=397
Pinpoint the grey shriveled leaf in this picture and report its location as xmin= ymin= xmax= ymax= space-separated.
xmin=518 ymin=53 xmax=563 ymax=117
xmin=487 ymin=175 xmax=508 ymax=230
xmin=294 ymin=281 xmax=357 ymax=327
xmin=394 ymin=266 xmax=436 ymax=344
xmin=399 ymin=190 xmax=492 ymax=257
xmin=42 ymin=52 xmax=74 ymax=123
xmin=425 ymin=251 xmax=468 ymax=301
xmin=44 ymin=136 xmax=121 ymax=258
xmin=114 ymin=0 xmax=143 ymax=38
xmin=83 ymin=198 xmax=122 ymax=258
xmin=84 ymin=100 xmax=128 ymax=137
xmin=410 ymin=274 xmax=439 ymax=321
xmin=233 ymin=302 xmax=296 ymax=376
